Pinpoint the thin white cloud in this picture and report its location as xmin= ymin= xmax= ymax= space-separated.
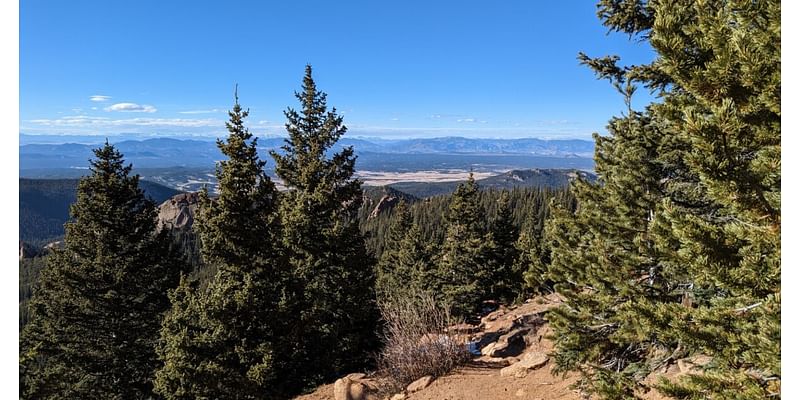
xmin=90 ymin=95 xmax=112 ymax=102
xmin=457 ymin=118 xmax=477 ymax=123
xmin=105 ymin=102 xmax=157 ymax=113
xmin=390 ymin=118 xmax=400 ymax=121
xmin=178 ymin=109 xmax=222 ymax=114
xmin=27 ymin=116 xmax=219 ymax=128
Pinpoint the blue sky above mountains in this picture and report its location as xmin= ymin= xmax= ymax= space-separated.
xmin=20 ymin=1 xmax=655 ymax=139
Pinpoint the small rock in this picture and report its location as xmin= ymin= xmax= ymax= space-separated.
xmin=500 ymin=351 xmax=549 ymax=378
xmin=515 ymin=388 xmax=525 ymax=397
xmin=407 ymin=375 xmax=433 ymax=393
xmin=391 ymin=394 xmax=407 ymax=400
xmin=476 ymin=355 xmax=512 ymax=366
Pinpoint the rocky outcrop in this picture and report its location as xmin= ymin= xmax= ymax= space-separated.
xmin=19 ymin=241 xmax=41 ymax=260
xmin=481 ymin=327 xmax=530 ymax=358
xmin=368 ymin=195 xmax=399 ymax=219
xmin=157 ymin=192 xmax=202 ymax=230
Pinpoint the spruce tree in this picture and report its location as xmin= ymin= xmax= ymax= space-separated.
xmin=155 ymin=92 xmax=288 ymax=399
xmin=645 ymin=0 xmax=781 ymax=397
xmin=271 ymin=65 xmax=379 ymax=386
xmin=544 ymin=0 xmax=780 ymax=398
xmin=20 ymin=143 xmax=183 ymax=399
xmin=517 ymin=213 xmax=548 ymax=294
xmin=488 ymin=190 xmax=520 ymax=302
xmin=436 ymin=173 xmax=496 ymax=318
xmin=376 ymin=200 xmax=438 ymax=302
xmin=375 ymin=201 xmax=412 ymax=301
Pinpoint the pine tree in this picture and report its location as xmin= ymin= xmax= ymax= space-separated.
xmin=644 ymin=0 xmax=781 ymax=397
xmin=376 ymin=200 xmax=438 ymax=302
xmin=436 ymin=173 xmax=496 ymax=318
xmin=545 ymin=107 xmax=668 ymax=399
xmin=517 ymin=214 xmax=548 ymax=294
xmin=488 ymin=190 xmax=520 ymax=302
xmin=154 ymin=92 xmax=288 ymax=399
xmin=20 ymin=142 xmax=183 ymax=399
xmin=271 ymin=65 xmax=379 ymax=387
xmin=376 ymin=201 xmax=412 ymax=301
xmin=544 ymin=0 xmax=780 ymax=398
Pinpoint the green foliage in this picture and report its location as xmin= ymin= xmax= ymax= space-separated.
xmin=19 ymin=255 xmax=48 ymax=329
xmin=375 ymin=200 xmax=437 ymax=302
xmin=155 ymin=93 xmax=289 ymax=399
xmin=271 ymin=65 xmax=380 ymax=388
xmin=365 ymin=184 xmax=576 ymax=310
xmin=434 ymin=174 xmax=497 ymax=318
xmin=544 ymin=0 xmax=780 ymax=398
xmin=20 ymin=143 xmax=184 ymax=400
xmin=488 ymin=191 xmax=520 ymax=302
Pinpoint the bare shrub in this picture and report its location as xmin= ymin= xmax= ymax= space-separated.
xmin=376 ymin=292 xmax=472 ymax=390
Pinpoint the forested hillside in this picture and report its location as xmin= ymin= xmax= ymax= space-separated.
xmin=20 ymin=178 xmax=180 ymax=245
xmin=383 ymin=168 xmax=593 ymax=199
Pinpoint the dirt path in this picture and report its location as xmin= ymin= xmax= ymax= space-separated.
xmin=403 ymin=362 xmax=580 ymax=400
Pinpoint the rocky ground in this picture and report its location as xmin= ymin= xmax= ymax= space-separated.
xmin=295 ymin=293 xmax=692 ymax=400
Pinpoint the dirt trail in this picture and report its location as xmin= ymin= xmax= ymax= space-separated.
xmin=296 ymin=295 xmax=674 ymax=400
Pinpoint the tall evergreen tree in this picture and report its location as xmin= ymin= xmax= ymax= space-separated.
xmin=271 ymin=65 xmax=379 ymax=387
xmin=488 ymin=191 xmax=520 ymax=302
xmin=376 ymin=201 xmax=412 ymax=301
xmin=436 ymin=173 xmax=496 ymax=318
xmin=20 ymin=143 xmax=183 ymax=400
xmin=376 ymin=200 xmax=438 ymax=302
xmin=155 ymin=93 xmax=288 ymax=399
xmin=646 ymin=0 xmax=781 ymax=397
xmin=517 ymin=214 xmax=548 ymax=294
xmin=544 ymin=0 xmax=780 ymax=398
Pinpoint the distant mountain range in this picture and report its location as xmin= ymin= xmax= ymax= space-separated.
xmin=19 ymin=136 xmax=594 ymax=172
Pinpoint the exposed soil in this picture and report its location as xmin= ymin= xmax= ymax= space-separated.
xmin=295 ymin=295 xmax=675 ymax=400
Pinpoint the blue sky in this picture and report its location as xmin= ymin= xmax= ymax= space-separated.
xmin=20 ymin=1 xmax=655 ymax=139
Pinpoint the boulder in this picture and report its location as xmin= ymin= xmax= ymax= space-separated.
xmin=500 ymin=351 xmax=549 ymax=378
xmin=406 ymin=375 xmax=433 ymax=393
xmin=333 ymin=374 xmax=379 ymax=400
xmin=157 ymin=192 xmax=201 ymax=230
xmin=481 ymin=327 xmax=529 ymax=357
